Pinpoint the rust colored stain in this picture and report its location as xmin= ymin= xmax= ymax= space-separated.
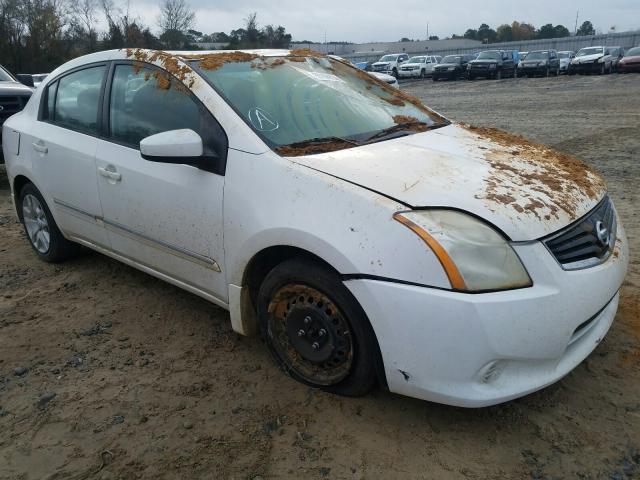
xmin=288 ymin=48 xmax=326 ymax=58
xmin=275 ymin=139 xmax=357 ymax=157
xmin=464 ymin=124 xmax=607 ymax=219
xmin=183 ymin=51 xmax=260 ymax=71
xmin=126 ymin=49 xmax=195 ymax=88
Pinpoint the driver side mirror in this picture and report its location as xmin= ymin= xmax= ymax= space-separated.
xmin=140 ymin=129 xmax=217 ymax=171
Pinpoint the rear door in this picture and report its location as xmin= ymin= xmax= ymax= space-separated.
xmin=94 ymin=62 xmax=229 ymax=301
xmin=29 ymin=64 xmax=109 ymax=247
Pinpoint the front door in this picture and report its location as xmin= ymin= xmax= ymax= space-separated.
xmin=95 ymin=62 xmax=229 ymax=302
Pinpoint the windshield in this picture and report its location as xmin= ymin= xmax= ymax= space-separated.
xmin=526 ymin=51 xmax=549 ymax=60
xmin=577 ymin=47 xmax=604 ymax=57
xmin=558 ymin=52 xmax=571 ymax=59
xmin=441 ymin=56 xmax=462 ymax=64
xmin=407 ymin=56 xmax=426 ymax=63
xmin=193 ymin=53 xmax=446 ymax=154
xmin=0 ymin=66 xmax=15 ymax=82
xmin=477 ymin=51 xmax=501 ymax=60
xmin=379 ymin=55 xmax=399 ymax=62
xmin=626 ymin=47 xmax=640 ymax=56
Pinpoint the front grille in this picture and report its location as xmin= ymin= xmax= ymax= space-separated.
xmin=543 ymin=196 xmax=616 ymax=270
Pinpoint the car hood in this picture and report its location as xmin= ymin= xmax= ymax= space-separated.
xmin=288 ymin=124 xmax=606 ymax=241
xmin=436 ymin=63 xmax=460 ymax=68
xmin=402 ymin=62 xmax=423 ymax=67
xmin=470 ymin=60 xmax=498 ymax=65
xmin=622 ymin=55 xmax=640 ymax=62
xmin=522 ymin=59 xmax=548 ymax=64
xmin=373 ymin=61 xmax=391 ymax=66
xmin=0 ymin=81 xmax=33 ymax=94
xmin=573 ymin=53 xmax=604 ymax=63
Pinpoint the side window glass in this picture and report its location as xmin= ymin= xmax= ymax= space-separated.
xmin=109 ymin=64 xmax=200 ymax=148
xmin=53 ymin=66 xmax=105 ymax=135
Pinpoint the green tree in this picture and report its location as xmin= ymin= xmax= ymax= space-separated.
xmin=576 ymin=20 xmax=595 ymax=36
xmin=477 ymin=23 xmax=497 ymax=43
xmin=496 ymin=24 xmax=513 ymax=42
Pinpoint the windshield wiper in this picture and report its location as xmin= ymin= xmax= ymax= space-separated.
xmin=363 ymin=120 xmax=448 ymax=144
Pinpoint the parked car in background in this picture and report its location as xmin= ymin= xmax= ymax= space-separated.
xmin=369 ymin=71 xmax=400 ymax=88
xmin=432 ymin=54 xmax=475 ymax=81
xmin=354 ymin=61 xmax=373 ymax=71
xmin=371 ymin=53 xmax=409 ymax=77
xmin=517 ymin=50 xmax=560 ymax=77
xmin=569 ymin=46 xmax=613 ymax=75
xmin=32 ymin=74 xmax=49 ymax=87
xmin=557 ymin=51 xmax=575 ymax=74
xmin=618 ymin=46 xmax=640 ymax=73
xmin=3 ymin=48 xmax=628 ymax=407
xmin=397 ymin=55 xmax=440 ymax=79
xmin=608 ymin=47 xmax=625 ymax=72
xmin=1 ymin=64 xmax=33 ymax=163
xmin=467 ymin=50 xmax=516 ymax=80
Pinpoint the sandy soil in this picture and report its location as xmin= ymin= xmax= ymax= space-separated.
xmin=1 ymin=74 xmax=639 ymax=480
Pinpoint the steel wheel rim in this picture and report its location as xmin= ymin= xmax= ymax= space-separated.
xmin=267 ymin=284 xmax=354 ymax=386
xmin=22 ymin=194 xmax=50 ymax=253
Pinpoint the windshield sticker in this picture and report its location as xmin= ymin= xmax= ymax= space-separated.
xmin=248 ymin=108 xmax=279 ymax=132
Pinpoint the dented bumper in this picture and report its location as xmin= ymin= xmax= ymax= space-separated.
xmin=345 ymin=230 xmax=628 ymax=407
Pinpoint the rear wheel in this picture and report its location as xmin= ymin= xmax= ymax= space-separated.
xmin=19 ymin=183 xmax=79 ymax=262
xmin=258 ymin=259 xmax=379 ymax=396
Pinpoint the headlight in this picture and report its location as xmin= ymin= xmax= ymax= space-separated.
xmin=393 ymin=210 xmax=532 ymax=292
xmin=447 ymin=66 xmax=455 ymax=71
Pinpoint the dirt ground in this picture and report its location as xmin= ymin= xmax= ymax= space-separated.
xmin=1 ymin=73 xmax=639 ymax=480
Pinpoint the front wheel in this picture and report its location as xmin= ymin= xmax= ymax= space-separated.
xmin=496 ymin=70 xmax=502 ymax=80
xmin=419 ymin=69 xmax=425 ymax=79
xmin=19 ymin=183 xmax=79 ymax=262
xmin=392 ymin=68 xmax=398 ymax=78
xmin=258 ymin=259 xmax=379 ymax=396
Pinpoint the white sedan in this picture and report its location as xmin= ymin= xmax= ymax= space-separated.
xmin=2 ymin=48 xmax=628 ymax=407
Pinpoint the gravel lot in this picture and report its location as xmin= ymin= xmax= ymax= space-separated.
xmin=1 ymin=73 xmax=639 ymax=480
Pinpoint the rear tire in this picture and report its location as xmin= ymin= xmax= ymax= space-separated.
xmin=258 ymin=259 xmax=379 ymax=397
xmin=18 ymin=183 xmax=79 ymax=263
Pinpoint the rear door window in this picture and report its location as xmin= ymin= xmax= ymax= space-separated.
xmin=50 ymin=66 xmax=106 ymax=135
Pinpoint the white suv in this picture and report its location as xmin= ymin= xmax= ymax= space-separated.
xmin=2 ymin=49 xmax=628 ymax=407
xmin=397 ymin=55 xmax=442 ymax=79
xmin=371 ymin=53 xmax=409 ymax=77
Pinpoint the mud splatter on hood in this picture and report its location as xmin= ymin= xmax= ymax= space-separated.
xmin=287 ymin=123 xmax=606 ymax=241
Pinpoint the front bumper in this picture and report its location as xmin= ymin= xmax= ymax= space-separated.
xmin=519 ymin=66 xmax=548 ymax=75
xmin=345 ymin=225 xmax=628 ymax=407
xmin=433 ymin=70 xmax=460 ymax=79
xmin=570 ymin=62 xmax=603 ymax=73
xmin=619 ymin=62 xmax=640 ymax=73
xmin=398 ymin=69 xmax=420 ymax=78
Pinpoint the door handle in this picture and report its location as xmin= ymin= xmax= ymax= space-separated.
xmin=32 ymin=142 xmax=48 ymax=154
xmin=98 ymin=166 xmax=122 ymax=182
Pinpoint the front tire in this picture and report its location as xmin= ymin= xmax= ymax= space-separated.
xmin=258 ymin=259 xmax=379 ymax=396
xmin=392 ymin=68 xmax=398 ymax=78
xmin=18 ymin=183 xmax=79 ymax=262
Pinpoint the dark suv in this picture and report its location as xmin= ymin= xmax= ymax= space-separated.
xmin=1 ymin=64 xmax=33 ymax=163
xmin=432 ymin=54 xmax=476 ymax=81
xmin=517 ymin=50 xmax=560 ymax=77
xmin=467 ymin=50 xmax=516 ymax=80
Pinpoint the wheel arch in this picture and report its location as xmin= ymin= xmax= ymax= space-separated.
xmin=12 ymin=174 xmax=34 ymax=221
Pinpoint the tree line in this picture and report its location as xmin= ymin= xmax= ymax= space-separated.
xmin=0 ymin=0 xmax=291 ymax=74
xmin=455 ymin=20 xmax=596 ymax=44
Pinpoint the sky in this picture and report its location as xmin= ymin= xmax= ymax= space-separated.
xmin=122 ymin=0 xmax=640 ymax=43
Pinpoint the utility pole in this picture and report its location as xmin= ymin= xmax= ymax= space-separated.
xmin=574 ymin=10 xmax=579 ymax=35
